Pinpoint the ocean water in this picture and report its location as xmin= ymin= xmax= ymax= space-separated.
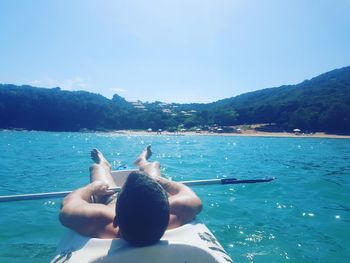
xmin=0 ymin=131 xmax=349 ymax=263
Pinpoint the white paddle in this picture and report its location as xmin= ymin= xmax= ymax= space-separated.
xmin=0 ymin=177 xmax=275 ymax=203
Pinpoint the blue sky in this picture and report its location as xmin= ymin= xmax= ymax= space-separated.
xmin=0 ymin=0 xmax=349 ymax=103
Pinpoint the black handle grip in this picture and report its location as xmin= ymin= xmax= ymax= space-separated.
xmin=221 ymin=178 xmax=238 ymax=184
xmin=221 ymin=178 xmax=274 ymax=184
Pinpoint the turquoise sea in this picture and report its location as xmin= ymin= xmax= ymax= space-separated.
xmin=0 ymin=131 xmax=349 ymax=263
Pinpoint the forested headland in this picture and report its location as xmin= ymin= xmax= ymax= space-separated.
xmin=1 ymin=66 xmax=349 ymax=134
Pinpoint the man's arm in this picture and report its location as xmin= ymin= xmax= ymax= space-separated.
xmin=59 ymin=181 xmax=116 ymax=238
xmin=155 ymin=177 xmax=203 ymax=229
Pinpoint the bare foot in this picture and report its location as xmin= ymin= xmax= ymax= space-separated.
xmin=91 ymin=148 xmax=112 ymax=170
xmin=134 ymin=145 xmax=152 ymax=167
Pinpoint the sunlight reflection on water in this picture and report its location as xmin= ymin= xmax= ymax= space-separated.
xmin=0 ymin=132 xmax=349 ymax=262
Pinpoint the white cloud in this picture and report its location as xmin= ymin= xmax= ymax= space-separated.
xmin=109 ymin=87 xmax=127 ymax=93
xmin=28 ymin=78 xmax=129 ymax=98
xmin=29 ymin=76 xmax=88 ymax=90
xmin=30 ymin=80 xmax=42 ymax=85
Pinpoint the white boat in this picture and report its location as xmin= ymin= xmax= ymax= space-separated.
xmin=52 ymin=170 xmax=233 ymax=263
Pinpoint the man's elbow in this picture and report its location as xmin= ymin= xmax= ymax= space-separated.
xmin=173 ymin=197 xmax=203 ymax=223
xmin=195 ymin=198 xmax=203 ymax=214
xmin=59 ymin=208 xmax=71 ymax=228
xmin=59 ymin=203 xmax=77 ymax=228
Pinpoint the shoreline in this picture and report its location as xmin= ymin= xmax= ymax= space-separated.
xmin=2 ymin=128 xmax=349 ymax=139
xmin=113 ymin=130 xmax=350 ymax=139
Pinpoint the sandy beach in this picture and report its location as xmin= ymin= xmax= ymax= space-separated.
xmin=112 ymin=130 xmax=350 ymax=139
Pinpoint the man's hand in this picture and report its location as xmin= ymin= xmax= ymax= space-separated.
xmin=88 ymin=181 xmax=111 ymax=196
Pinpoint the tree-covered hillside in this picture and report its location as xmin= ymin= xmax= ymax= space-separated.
xmin=0 ymin=85 xmax=136 ymax=131
xmin=209 ymin=66 xmax=350 ymax=132
xmin=0 ymin=66 xmax=349 ymax=133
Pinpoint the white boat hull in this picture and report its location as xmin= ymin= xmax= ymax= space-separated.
xmin=52 ymin=170 xmax=233 ymax=263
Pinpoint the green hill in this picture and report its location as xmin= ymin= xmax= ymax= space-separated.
xmin=209 ymin=66 xmax=350 ymax=132
xmin=0 ymin=85 xmax=135 ymax=131
xmin=0 ymin=66 xmax=349 ymax=133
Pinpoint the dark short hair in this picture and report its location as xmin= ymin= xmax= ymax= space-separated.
xmin=115 ymin=171 xmax=170 ymax=246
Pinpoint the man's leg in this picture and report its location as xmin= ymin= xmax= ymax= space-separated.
xmin=90 ymin=149 xmax=118 ymax=203
xmin=134 ymin=145 xmax=162 ymax=178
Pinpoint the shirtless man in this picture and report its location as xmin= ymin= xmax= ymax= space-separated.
xmin=59 ymin=146 xmax=202 ymax=246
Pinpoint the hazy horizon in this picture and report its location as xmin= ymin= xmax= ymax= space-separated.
xmin=3 ymin=64 xmax=349 ymax=105
xmin=1 ymin=0 xmax=349 ymax=103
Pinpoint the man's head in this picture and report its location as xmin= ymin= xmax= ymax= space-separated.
xmin=114 ymin=171 xmax=170 ymax=246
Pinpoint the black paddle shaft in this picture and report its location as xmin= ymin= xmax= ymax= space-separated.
xmin=221 ymin=178 xmax=275 ymax=184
